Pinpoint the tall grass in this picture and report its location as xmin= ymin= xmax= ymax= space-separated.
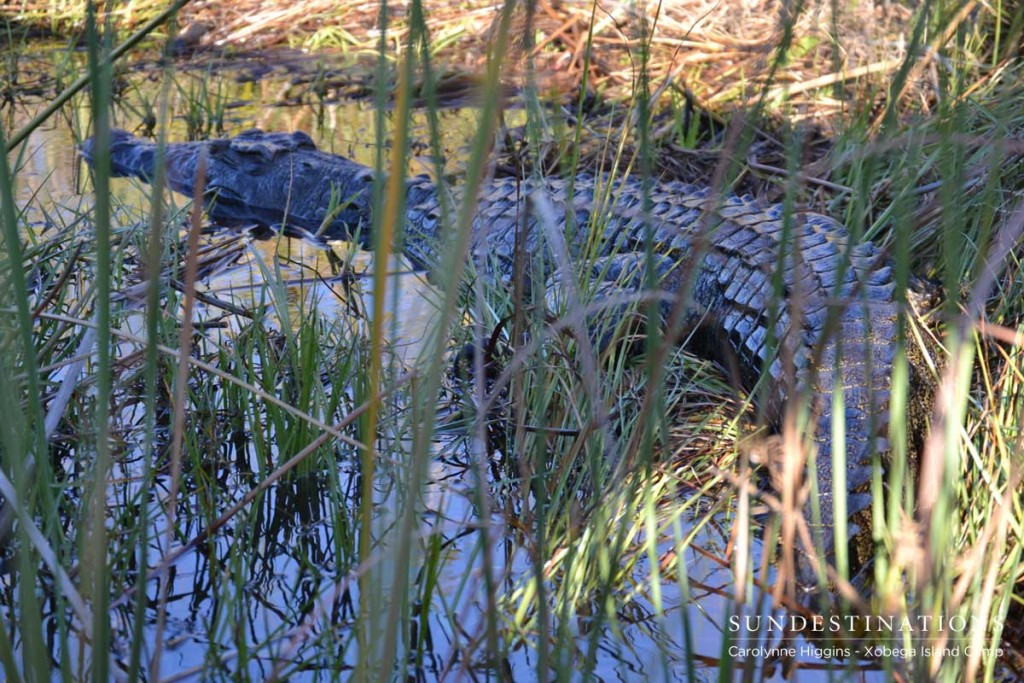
xmin=0 ymin=0 xmax=1021 ymax=681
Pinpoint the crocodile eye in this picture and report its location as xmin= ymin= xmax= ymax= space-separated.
xmin=290 ymin=131 xmax=316 ymax=149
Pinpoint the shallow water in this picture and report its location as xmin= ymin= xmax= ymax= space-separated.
xmin=2 ymin=42 xmax=891 ymax=682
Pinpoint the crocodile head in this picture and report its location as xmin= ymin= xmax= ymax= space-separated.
xmin=80 ymin=129 xmax=162 ymax=180
xmin=80 ymin=129 xmax=218 ymax=199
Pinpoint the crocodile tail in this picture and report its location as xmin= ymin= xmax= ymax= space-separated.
xmin=795 ymin=262 xmax=900 ymax=589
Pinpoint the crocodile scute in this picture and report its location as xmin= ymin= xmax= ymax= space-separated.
xmin=81 ymin=128 xmax=926 ymax=590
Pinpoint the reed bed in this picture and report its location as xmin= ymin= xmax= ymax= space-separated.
xmin=0 ymin=0 xmax=1021 ymax=681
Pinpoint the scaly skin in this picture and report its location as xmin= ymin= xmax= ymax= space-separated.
xmin=82 ymin=128 xmax=916 ymax=588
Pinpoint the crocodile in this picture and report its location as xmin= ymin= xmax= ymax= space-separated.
xmin=81 ymin=128 xmax=927 ymax=590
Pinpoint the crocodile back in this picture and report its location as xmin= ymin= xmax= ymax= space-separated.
xmin=434 ymin=173 xmax=901 ymax=565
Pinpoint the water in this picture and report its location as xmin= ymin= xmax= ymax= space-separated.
xmin=3 ymin=42 xmax=887 ymax=682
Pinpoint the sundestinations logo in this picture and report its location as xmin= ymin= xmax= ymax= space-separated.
xmin=726 ymin=614 xmax=1006 ymax=661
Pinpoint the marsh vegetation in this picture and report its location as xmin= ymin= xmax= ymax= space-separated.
xmin=0 ymin=0 xmax=1022 ymax=681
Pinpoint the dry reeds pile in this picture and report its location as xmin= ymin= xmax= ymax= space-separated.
xmin=3 ymin=0 xmax=958 ymax=118
xmin=181 ymin=0 xmax=919 ymax=109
